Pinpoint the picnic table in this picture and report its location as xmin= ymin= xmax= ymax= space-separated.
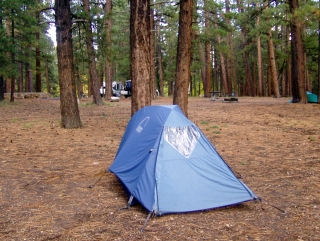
xmin=209 ymin=91 xmax=221 ymax=101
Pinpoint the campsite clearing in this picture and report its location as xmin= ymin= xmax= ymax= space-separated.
xmin=0 ymin=96 xmax=319 ymax=240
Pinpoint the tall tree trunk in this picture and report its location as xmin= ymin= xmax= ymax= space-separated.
xmin=256 ymin=2 xmax=263 ymax=97
xmin=318 ymin=14 xmax=320 ymax=103
xmin=199 ymin=41 xmax=206 ymax=94
xmin=236 ymin=0 xmax=253 ymax=96
xmin=214 ymin=21 xmax=228 ymax=95
xmin=55 ymin=0 xmax=82 ymax=128
xmin=204 ymin=3 xmax=211 ymax=97
xmin=158 ymin=34 xmax=164 ymax=97
xmin=0 ymin=75 xmax=4 ymax=101
xmin=10 ymin=12 xmax=15 ymax=102
xmin=150 ymin=7 xmax=156 ymax=99
xmin=18 ymin=62 xmax=23 ymax=92
xmin=25 ymin=63 xmax=28 ymax=92
xmin=227 ymin=33 xmax=237 ymax=96
xmin=158 ymin=46 xmax=164 ymax=97
xmin=267 ymin=57 xmax=272 ymax=96
xmin=46 ymin=60 xmax=50 ymax=94
xmin=76 ymin=66 xmax=83 ymax=98
xmin=173 ymin=0 xmax=193 ymax=116
xmin=35 ymin=11 xmax=41 ymax=92
xmin=305 ymin=53 xmax=311 ymax=92
xmin=26 ymin=45 xmax=34 ymax=92
xmin=225 ymin=0 xmax=236 ymax=96
xmin=0 ymin=8 xmax=4 ymax=101
xmin=6 ymin=17 xmax=11 ymax=94
xmin=27 ymin=65 xmax=33 ymax=92
xmin=130 ymin=0 xmax=151 ymax=116
xmin=213 ymin=45 xmax=219 ymax=92
xmin=267 ymin=29 xmax=280 ymax=98
xmin=104 ymin=0 xmax=113 ymax=100
xmin=286 ymin=16 xmax=292 ymax=97
xmin=289 ymin=0 xmax=307 ymax=103
xmin=83 ymin=0 xmax=103 ymax=105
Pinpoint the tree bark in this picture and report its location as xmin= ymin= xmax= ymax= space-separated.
xmin=55 ymin=0 xmax=82 ymax=128
xmin=0 ymin=8 xmax=4 ymax=101
xmin=289 ymin=0 xmax=307 ymax=103
xmin=104 ymin=0 xmax=113 ymax=100
xmin=10 ymin=13 xmax=15 ymax=102
xmin=83 ymin=0 xmax=103 ymax=105
xmin=256 ymin=2 xmax=263 ymax=96
xmin=35 ymin=11 xmax=41 ymax=92
xmin=157 ymin=32 xmax=164 ymax=97
xmin=130 ymin=0 xmax=151 ymax=116
xmin=156 ymin=24 xmax=164 ymax=97
xmin=318 ymin=14 xmax=320 ymax=103
xmin=214 ymin=20 xmax=228 ymax=95
xmin=236 ymin=0 xmax=253 ymax=96
xmin=0 ymin=76 xmax=4 ymax=101
xmin=150 ymin=7 xmax=157 ymax=99
xmin=173 ymin=0 xmax=193 ymax=116
xmin=18 ymin=62 xmax=23 ymax=92
xmin=6 ymin=17 xmax=11 ymax=94
xmin=225 ymin=0 xmax=237 ymax=96
xmin=204 ymin=3 xmax=211 ymax=97
xmin=199 ymin=41 xmax=206 ymax=94
xmin=46 ymin=60 xmax=50 ymax=94
xmin=267 ymin=29 xmax=280 ymax=98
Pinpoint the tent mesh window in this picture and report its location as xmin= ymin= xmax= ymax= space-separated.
xmin=163 ymin=125 xmax=200 ymax=158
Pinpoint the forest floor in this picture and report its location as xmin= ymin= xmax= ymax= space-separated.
xmin=0 ymin=96 xmax=319 ymax=241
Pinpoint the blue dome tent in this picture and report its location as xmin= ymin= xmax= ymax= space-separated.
xmin=109 ymin=105 xmax=258 ymax=224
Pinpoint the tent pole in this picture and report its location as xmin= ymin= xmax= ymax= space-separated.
xmin=140 ymin=210 xmax=153 ymax=232
xmin=119 ymin=195 xmax=134 ymax=210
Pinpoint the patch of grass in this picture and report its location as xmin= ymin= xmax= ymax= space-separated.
xmin=309 ymin=136 xmax=316 ymax=141
xmin=0 ymin=100 xmax=9 ymax=107
xmin=0 ymin=100 xmax=18 ymax=107
xmin=200 ymin=120 xmax=209 ymax=125
xmin=211 ymin=125 xmax=219 ymax=129
xmin=23 ymin=123 xmax=33 ymax=129
xmin=81 ymin=102 xmax=95 ymax=107
xmin=11 ymin=118 xmax=22 ymax=123
xmin=213 ymin=130 xmax=220 ymax=134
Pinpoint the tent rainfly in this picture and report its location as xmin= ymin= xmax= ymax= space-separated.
xmin=109 ymin=105 xmax=258 ymax=219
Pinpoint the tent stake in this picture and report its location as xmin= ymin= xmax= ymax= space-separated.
xmin=259 ymin=197 xmax=286 ymax=214
xmin=140 ymin=211 xmax=153 ymax=232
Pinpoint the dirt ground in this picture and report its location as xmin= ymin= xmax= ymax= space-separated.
xmin=0 ymin=96 xmax=319 ymax=241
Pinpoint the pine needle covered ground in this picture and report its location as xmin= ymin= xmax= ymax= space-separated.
xmin=0 ymin=97 xmax=319 ymax=240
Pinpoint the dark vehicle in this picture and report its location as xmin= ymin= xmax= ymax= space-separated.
xmin=121 ymin=80 xmax=132 ymax=98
